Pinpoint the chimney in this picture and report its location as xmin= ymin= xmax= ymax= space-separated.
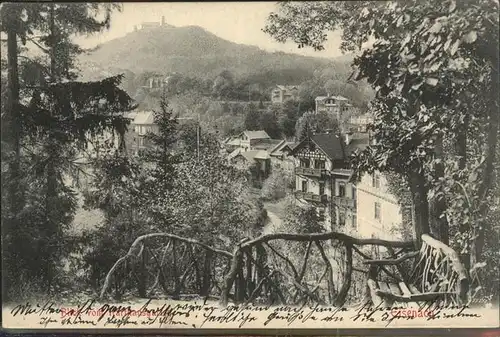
xmin=345 ymin=131 xmax=353 ymax=145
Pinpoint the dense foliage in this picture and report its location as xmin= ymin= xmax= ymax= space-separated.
xmin=1 ymin=3 xmax=134 ymax=299
xmin=265 ymin=0 xmax=499 ymax=300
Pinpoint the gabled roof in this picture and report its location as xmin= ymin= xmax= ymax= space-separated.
xmin=224 ymin=137 xmax=241 ymax=146
xmin=252 ymin=138 xmax=283 ymax=150
xmin=270 ymin=140 xmax=298 ymax=156
xmin=242 ymin=130 xmax=270 ymax=140
xmin=269 ymin=140 xmax=287 ymax=154
xmin=254 ymin=150 xmax=271 ymax=160
xmin=235 ymin=150 xmax=270 ymax=162
xmin=237 ymin=150 xmax=260 ymax=162
xmin=133 ymin=110 xmax=155 ymax=125
xmin=290 ymin=132 xmax=369 ymax=161
xmin=227 ymin=148 xmax=242 ymax=161
xmin=311 ymin=133 xmax=346 ymax=160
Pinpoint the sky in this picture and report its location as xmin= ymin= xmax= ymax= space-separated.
xmin=76 ymin=2 xmax=345 ymax=58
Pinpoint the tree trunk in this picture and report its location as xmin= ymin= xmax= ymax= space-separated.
xmin=221 ymin=247 xmax=243 ymax=306
xmin=5 ymin=16 xmax=22 ymax=216
xmin=334 ymin=244 xmax=352 ymax=307
xmin=429 ymin=135 xmax=449 ymax=244
xmin=245 ymin=248 xmax=254 ymax=297
xmin=172 ymin=239 xmax=179 ymax=298
xmin=409 ymin=168 xmax=430 ymax=248
xmin=4 ymin=7 xmax=22 ymax=295
xmin=201 ymin=250 xmax=212 ymax=296
xmin=44 ymin=3 xmax=58 ymax=293
xmin=190 ymin=247 xmax=202 ymax=294
xmin=137 ymin=245 xmax=147 ymax=297
xmin=474 ymin=68 xmax=499 ymax=265
xmin=255 ymin=244 xmax=267 ymax=297
xmin=456 ymin=114 xmax=470 ymax=271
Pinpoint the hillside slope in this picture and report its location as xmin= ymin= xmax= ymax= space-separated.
xmin=78 ymin=25 xmax=334 ymax=81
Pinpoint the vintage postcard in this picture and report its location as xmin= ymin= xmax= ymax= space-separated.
xmin=1 ymin=1 xmax=499 ymax=333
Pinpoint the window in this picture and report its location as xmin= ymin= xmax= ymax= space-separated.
xmin=352 ymin=214 xmax=357 ymax=228
xmin=300 ymin=159 xmax=310 ymax=168
xmin=374 ymin=202 xmax=381 ymax=221
xmin=315 ymin=159 xmax=325 ymax=169
xmin=338 ymin=182 xmax=346 ymax=197
xmin=372 ymin=173 xmax=381 ymax=188
xmin=339 ymin=211 xmax=346 ymax=226
xmin=319 ymin=182 xmax=325 ymax=195
xmin=352 ymin=186 xmax=357 ymax=200
xmin=301 ymin=180 xmax=308 ymax=193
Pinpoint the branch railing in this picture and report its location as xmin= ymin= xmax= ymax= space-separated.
xmin=100 ymin=230 xmax=415 ymax=306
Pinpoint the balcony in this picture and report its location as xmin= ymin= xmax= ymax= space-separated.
xmin=295 ymin=167 xmax=327 ymax=178
xmin=332 ymin=196 xmax=356 ymax=209
xmin=295 ymin=191 xmax=329 ymax=203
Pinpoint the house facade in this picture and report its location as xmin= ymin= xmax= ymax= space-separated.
xmin=269 ymin=141 xmax=297 ymax=172
xmin=315 ymin=95 xmax=358 ymax=123
xmin=290 ymin=133 xmax=366 ymax=232
xmin=271 ymin=85 xmax=299 ymax=104
xmin=356 ymin=172 xmax=411 ymax=240
xmin=349 ymin=114 xmax=374 ymax=133
xmin=229 ymin=149 xmax=271 ymax=181
xmin=125 ymin=111 xmax=159 ymax=155
xmin=223 ymin=130 xmax=271 ymax=152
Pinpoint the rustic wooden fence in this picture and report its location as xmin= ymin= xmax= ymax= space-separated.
xmin=100 ymin=231 xmax=417 ymax=307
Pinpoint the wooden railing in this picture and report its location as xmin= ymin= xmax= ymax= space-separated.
xmin=100 ymin=230 xmax=417 ymax=308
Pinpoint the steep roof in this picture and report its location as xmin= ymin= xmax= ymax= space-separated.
xmin=290 ymin=132 xmax=369 ymax=161
xmin=238 ymin=150 xmax=260 ymax=162
xmin=311 ymin=133 xmax=346 ymax=160
xmin=254 ymin=150 xmax=271 ymax=160
xmin=252 ymin=138 xmax=283 ymax=150
xmin=133 ymin=110 xmax=155 ymax=125
xmin=236 ymin=150 xmax=270 ymax=162
xmin=270 ymin=141 xmax=297 ymax=156
xmin=227 ymin=148 xmax=241 ymax=161
xmin=242 ymin=130 xmax=270 ymax=139
xmin=224 ymin=137 xmax=241 ymax=146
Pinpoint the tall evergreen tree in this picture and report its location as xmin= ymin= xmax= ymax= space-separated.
xmin=139 ymin=96 xmax=180 ymax=226
xmin=1 ymin=3 xmax=134 ymax=296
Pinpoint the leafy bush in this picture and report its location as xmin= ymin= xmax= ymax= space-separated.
xmin=261 ymin=167 xmax=294 ymax=201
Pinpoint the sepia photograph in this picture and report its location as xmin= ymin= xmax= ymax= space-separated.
xmin=1 ymin=0 xmax=499 ymax=333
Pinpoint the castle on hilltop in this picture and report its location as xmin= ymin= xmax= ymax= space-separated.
xmin=134 ymin=16 xmax=168 ymax=31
